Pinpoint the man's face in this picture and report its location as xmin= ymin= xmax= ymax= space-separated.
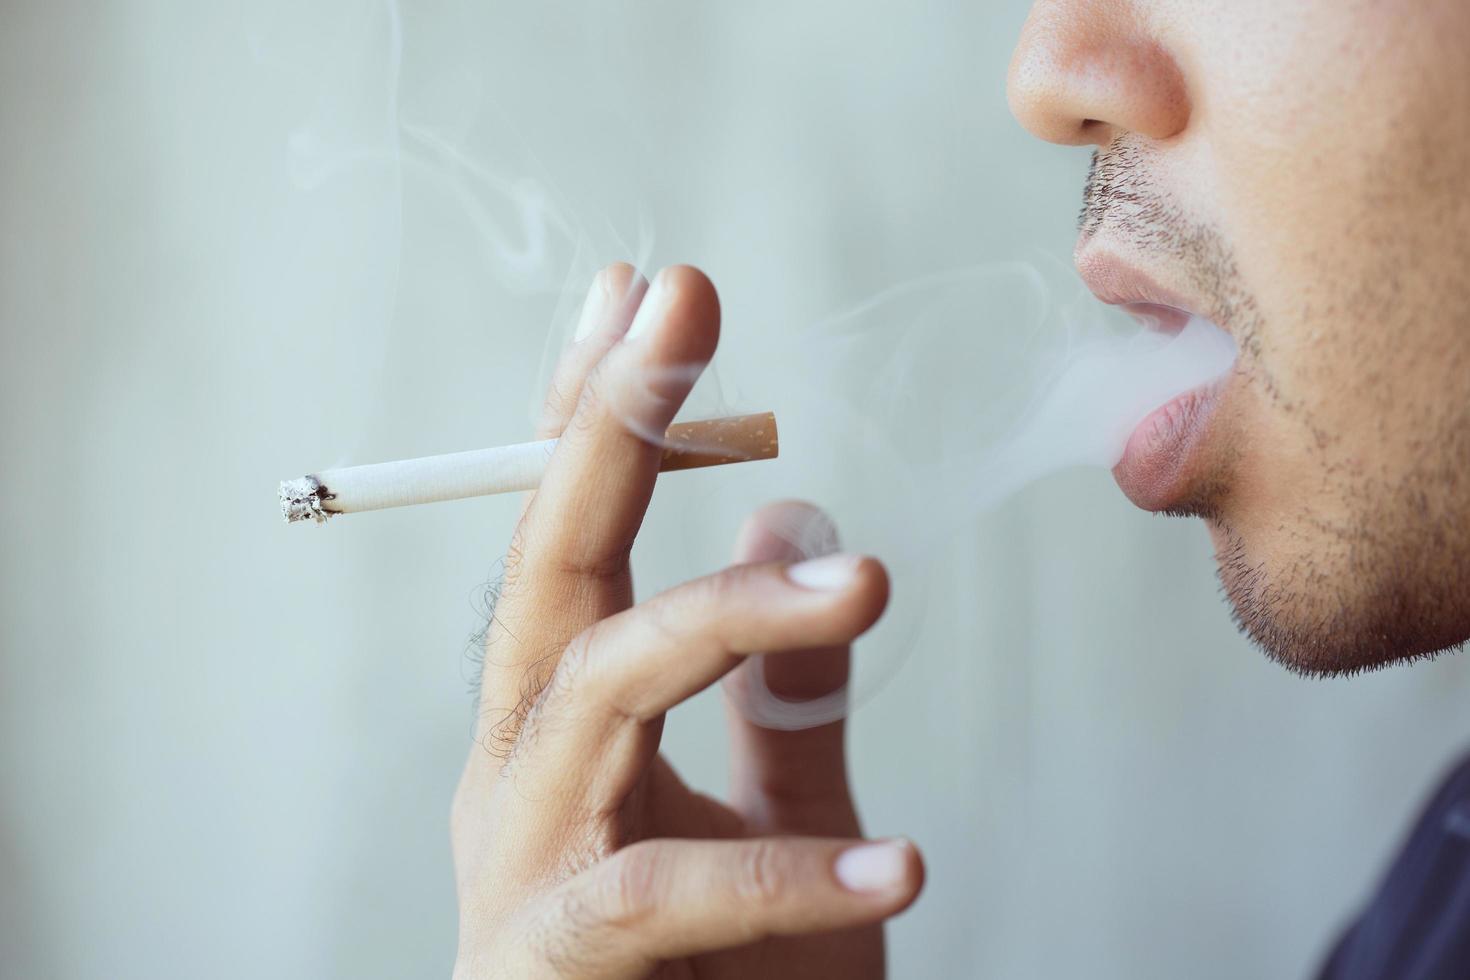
xmin=1008 ymin=0 xmax=1470 ymax=674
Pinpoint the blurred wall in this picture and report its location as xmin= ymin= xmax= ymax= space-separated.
xmin=3 ymin=2 xmax=1469 ymax=977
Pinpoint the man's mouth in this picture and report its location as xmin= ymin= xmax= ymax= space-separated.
xmin=1119 ymin=302 xmax=1191 ymax=336
xmin=1076 ymin=249 xmax=1236 ymax=512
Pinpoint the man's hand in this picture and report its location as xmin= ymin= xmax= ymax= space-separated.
xmin=451 ymin=264 xmax=923 ymax=979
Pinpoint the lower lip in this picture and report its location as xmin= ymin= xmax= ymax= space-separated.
xmin=1111 ymin=374 xmax=1227 ymax=512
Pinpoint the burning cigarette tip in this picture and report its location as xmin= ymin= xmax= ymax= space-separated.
xmin=279 ymin=476 xmax=333 ymax=524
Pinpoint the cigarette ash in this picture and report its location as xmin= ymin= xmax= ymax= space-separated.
xmin=279 ymin=476 xmax=335 ymax=524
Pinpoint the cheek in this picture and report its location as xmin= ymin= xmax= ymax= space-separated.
xmin=1203 ymin=24 xmax=1379 ymax=328
xmin=1187 ymin=3 xmax=1464 ymax=429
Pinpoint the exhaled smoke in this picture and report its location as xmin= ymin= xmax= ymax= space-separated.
xmin=608 ymin=266 xmax=1237 ymax=729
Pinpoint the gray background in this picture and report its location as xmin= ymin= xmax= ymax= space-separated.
xmin=4 ymin=1 xmax=1469 ymax=977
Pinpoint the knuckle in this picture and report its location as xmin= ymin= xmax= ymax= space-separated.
xmin=601 ymin=844 xmax=663 ymax=928
xmin=694 ymin=566 xmax=738 ymax=607
xmin=554 ymin=542 xmax=632 ymax=585
xmin=737 ymin=840 xmax=792 ymax=907
xmin=666 ymin=565 xmax=752 ymax=637
xmin=703 ymin=563 xmax=759 ymax=607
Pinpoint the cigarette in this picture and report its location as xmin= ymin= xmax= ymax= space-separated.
xmin=279 ymin=411 xmax=779 ymax=524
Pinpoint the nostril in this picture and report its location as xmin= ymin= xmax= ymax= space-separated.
xmin=1006 ymin=3 xmax=1190 ymax=148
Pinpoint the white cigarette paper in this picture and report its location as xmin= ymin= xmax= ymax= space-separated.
xmin=279 ymin=412 xmax=779 ymax=524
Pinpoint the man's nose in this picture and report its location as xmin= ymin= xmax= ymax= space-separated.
xmin=1007 ymin=0 xmax=1190 ymax=147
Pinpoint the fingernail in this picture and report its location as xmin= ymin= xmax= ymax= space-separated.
xmin=623 ymin=269 xmax=669 ymax=342
xmin=786 ymin=553 xmax=862 ymax=591
xmin=835 ymin=840 xmax=908 ymax=893
xmin=572 ymin=270 xmax=611 ymax=342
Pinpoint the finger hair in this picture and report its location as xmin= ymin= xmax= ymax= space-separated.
xmin=462 ymin=558 xmax=508 ymax=702
xmin=462 ymin=558 xmax=555 ymax=762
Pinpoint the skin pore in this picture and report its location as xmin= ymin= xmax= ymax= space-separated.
xmin=1009 ymin=0 xmax=1470 ymax=675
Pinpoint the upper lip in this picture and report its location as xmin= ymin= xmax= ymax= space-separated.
xmin=1074 ymin=245 xmax=1223 ymax=333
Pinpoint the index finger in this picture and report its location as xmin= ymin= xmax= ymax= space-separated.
xmin=482 ymin=266 xmax=720 ymax=710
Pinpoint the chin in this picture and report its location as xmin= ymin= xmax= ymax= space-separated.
xmin=1211 ymin=523 xmax=1470 ymax=678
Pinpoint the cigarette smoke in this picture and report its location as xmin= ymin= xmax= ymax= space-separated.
xmin=617 ymin=268 xmax=1235 ymax=729
xmin=262 ymin=0 xmax=1237 ymax=730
